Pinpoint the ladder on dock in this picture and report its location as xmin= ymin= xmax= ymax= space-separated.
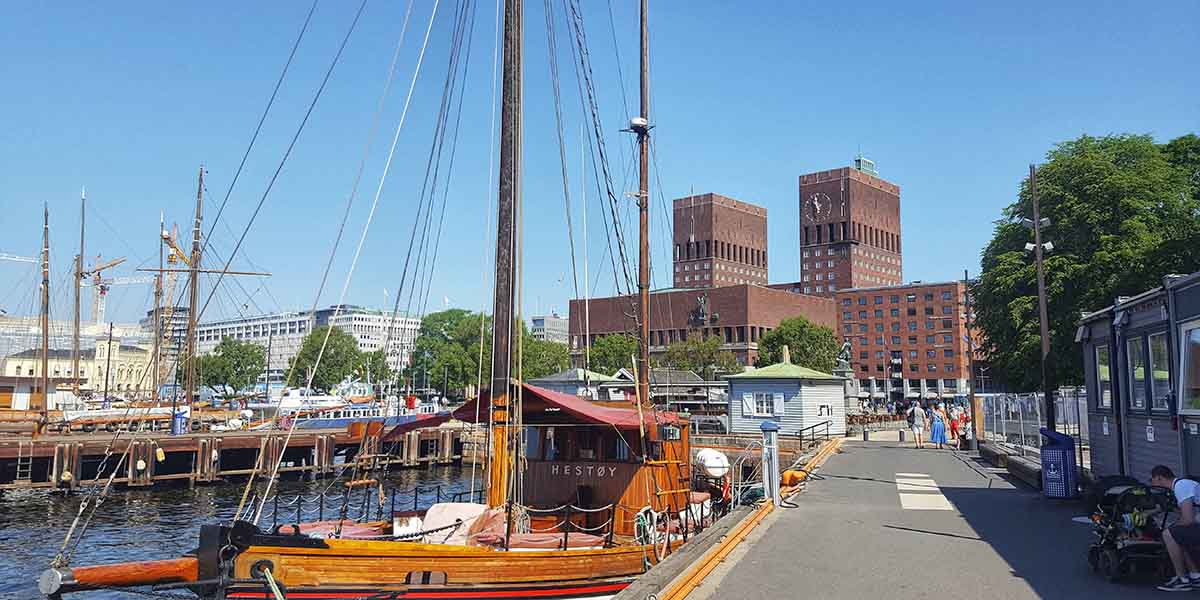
xmin=16 ymin=441 xmax=33 ymax=483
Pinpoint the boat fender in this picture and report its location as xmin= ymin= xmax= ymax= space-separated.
xmin=136 ymin=459 xmax=147 ymax=471
xmin=155 ymin=446 xmax=167 ymax=462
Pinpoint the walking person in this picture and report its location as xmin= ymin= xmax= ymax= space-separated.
xmin=1153 ymin=465 xmax=1200 ymax=591
xmin=929 ymin=402 xmax=949 ymax=450
xmin=906 ymin=401 xmax=926 ymax=449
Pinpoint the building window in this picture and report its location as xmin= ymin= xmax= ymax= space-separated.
xmin=804 ymin=287 xmax=811 ymax=293
xmin=945 ymin=363 xmax=956 ymax=372
xmin=803 ymin=250 xmax=810 ymax=258
xmin=942 ymin=291 xmax=952 ymax=300
xmin=925 ymin=335 xmax=935 ymax=344
xmin=843 ymin=324 xmax=853 ymax=333
xmin=858 ymin=297 xmax=867 ymax=305
xmin=874 ymin=309 xmax=882 ymax=318
xmin=842 ymin=311 xmax=852 ymax=320
xmin=943 ymin=334 xmax=953 ymax=343
xmin=910 ymin=364 xmax=919 ymax=372
xmin=842 ymin=298 xmax=852 ymax=306
xmin=907 ymin=307 xmax=917 ymax=316
xmin=816 ymin=285 xmax=823 ymax=292
xmin=874 ymin=323 xmax=884 ymax=332
xmin=1096 ymin=344 xmax=1113 ymax=409
xmin=943 ymin=349 xmax=954 ymax=357
xmin=875 ymin=351 xmax=884 ymax=359
xmin=859 ymin=351 xmax=869 ymax=359
xmin=924 ymin=307 xmax=934 ymax=316
xmin=827 ymin=260 xmax=834 ymax=268
xmin=928 ymin=364 xmax=937 ymax=372
xmin=906 ymin=294 xmax=916 ymax=302
xmin=890 ymin=295 xmax=899 ymax=304
xmin=873 ymin=296 xmax=883 ymax=304
xmin=907 ymin=322 xmax=917 ymax=331
xmin=891 ymin=323 xmax=901 ymax=332
xmin=876 ymin=336 xmax=884 ymax=345
xmin=942 ymin=305 xmax=954 ymax=315
xmin=924 ymin=293 xmax=934 ymax=301
xmin=1149 ymin=332 xmax=1170 ymax=411
xmin=858 ymin=311 xmax=867 ymax=319
xmin=858 ymin=324 xmax=868 ymax=333
xmin=751 ymin=392 xmax=778 ymax=416
xmin=925 ymin=321 xmax=935 ymax=330
xmin=891 ymin=336 xmax=900 ymax=345
xmin=890 ymin=308 xmax=899 ymax=317
xmin=908 ymin=350 xmax=918 ymax=358
xmin=1126 ymin=336 xmax=1148 ymax=410
xmin=942 ymin=319 xmax=953 ymax=328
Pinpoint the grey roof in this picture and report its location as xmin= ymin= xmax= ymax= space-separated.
xmin=529 ymin=368 xmax=619 ymax=383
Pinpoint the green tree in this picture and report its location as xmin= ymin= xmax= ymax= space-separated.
xmin=407 ymin=310 xmax=492 ymax=395
xmin=588 ymin=333 xmax=639 ymax=376
xmin=356 ymin=349 xmax=394 ymax=384
xmin=198 ymin=337 xmax=265 ymax=396
xmin=658 ymin=333 xmax=741 ymax=380
xmin=757 ymin=316 xmax=838 ymax=372
xmin=521 ymin=336 xmax=569 ymax=380
xmin=288 ymin=325 xmax=362 ymax=390
xmin=975 ymin=133 xmax=1199 ymax=391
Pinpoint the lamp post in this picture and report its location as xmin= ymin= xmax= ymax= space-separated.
xmin=1022 ymin=164 xmax=1056 ymax=432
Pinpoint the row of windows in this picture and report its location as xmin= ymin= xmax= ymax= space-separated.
xmin=843 ymin=306 xmax=958 ymax=321
xmin=861 ymin=363 xmax=958 ymax=373
xmin=846 ymin=332 xmax=958 ymax=347
xmin=801 ymin=284 xmax=835 ymax=294
xmin=843 ymin=290 xmax=956 ymax=306
xmin=677 ymin=261 xmax=766 ymax=278
xmin=802 ymin=247 xmax=849 ymax=259
xmin=858 ymin=378 xmax=960 ymax=391
xmin=674 ymin=239 xmax=766 ymax=267
xmin=859 ymin=348 xmax=956 ymax=358
xmin=843 ymin=320 xmax=956 ymax=334
xmin=801 ymin=221 xmax=899 ymax=254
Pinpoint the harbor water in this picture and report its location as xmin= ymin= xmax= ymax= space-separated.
xmin=0 ymin=465 xmax=475 ymax=599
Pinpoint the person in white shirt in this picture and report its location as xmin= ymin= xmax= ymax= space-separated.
xmin=1153 ymin=465 xmax=1200 ymax=592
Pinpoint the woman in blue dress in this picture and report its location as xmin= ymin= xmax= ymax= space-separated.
xmin=929 ymin=402 xmax=949 ymax=449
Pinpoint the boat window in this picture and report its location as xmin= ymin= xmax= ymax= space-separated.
xmin=616 ymin=437 xmax=630 ymax=461
xmin=524 ymin=427 xmax=542 ymax=460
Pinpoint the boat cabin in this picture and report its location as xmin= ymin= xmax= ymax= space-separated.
xmin=385 ymin=383 xmax=691 ymax=537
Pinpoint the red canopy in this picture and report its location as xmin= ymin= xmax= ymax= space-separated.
xmin=382 ymin=383 xmax=677 ymax=441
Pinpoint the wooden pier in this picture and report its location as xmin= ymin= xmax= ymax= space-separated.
xmin=0 ymin=425 xmax=464 ymax=491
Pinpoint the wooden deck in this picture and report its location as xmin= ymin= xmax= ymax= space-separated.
xmin=0 ymin=426 xmax=463 ymax=490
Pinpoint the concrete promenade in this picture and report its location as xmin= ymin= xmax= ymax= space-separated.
xmin=693 ymin=433 xmax=1159 ymax=599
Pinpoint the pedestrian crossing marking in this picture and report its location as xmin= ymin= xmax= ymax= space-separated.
xmin=895 ymin=473 xmax=955 ymax=511
xmin=895 ymin=478 xmax=941 ymax=491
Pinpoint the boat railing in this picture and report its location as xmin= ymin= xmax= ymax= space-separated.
xmin=259 ymin=483 xmax=487 ymax=530
xmin=523 ymin=503 xmax=617 ymax=548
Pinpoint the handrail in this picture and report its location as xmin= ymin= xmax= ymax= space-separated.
xmin=794 ymin=419 xmax=833 ymax=447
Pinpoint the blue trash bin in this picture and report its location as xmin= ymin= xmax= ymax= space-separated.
xmin=171 ymin=411 xmax=189 ymax=436
xmin=1040 ymin=427 xmax=1078 ymax=498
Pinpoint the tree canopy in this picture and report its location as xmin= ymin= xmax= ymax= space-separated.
xmin=587 ymin=334 xmax=639 ymax=376
xmin=657 ymin=334 xmax=740 ymax=380
xmin=757 ymin=316 xmax=838 ymax=372
xmin=974 ymin=133 xmax=1200 ymax=391
xmin=287 ymin=325 xmax=362 ymax=390
xmin=198 ymin=337 xmax=265 ymax=396
xmin=404 ymin=309 xmax=568 ymax=397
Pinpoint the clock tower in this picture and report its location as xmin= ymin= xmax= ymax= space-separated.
xmin=797 ymin=157 xmax=902 ymax=296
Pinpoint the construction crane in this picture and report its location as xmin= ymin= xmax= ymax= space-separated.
xmin=77 ymin=254 xmax=127 ymax=324
xmin=81 ymin=272 xmax=152 ymax=324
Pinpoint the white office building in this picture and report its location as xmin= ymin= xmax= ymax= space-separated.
xmin=530 ymin=312 xmax=569 ymax=345
xmin=321 ymin=308 xmax=421 ymax=372
xmin=196 ymin=311 xmax=313 ymax=373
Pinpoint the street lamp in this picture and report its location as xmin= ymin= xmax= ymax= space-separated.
xmin=1022 ymin=164 xmax=1056 ymax=432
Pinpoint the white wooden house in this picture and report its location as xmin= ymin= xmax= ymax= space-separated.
xmin=725 ymin=358 xmax=846 ymax=437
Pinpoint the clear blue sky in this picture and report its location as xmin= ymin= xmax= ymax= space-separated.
xmin=1 ymin=1 xmax=1196 ymax=327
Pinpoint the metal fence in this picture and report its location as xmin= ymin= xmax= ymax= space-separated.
xmin=980 ymin=388 xmax=1089 ymax=472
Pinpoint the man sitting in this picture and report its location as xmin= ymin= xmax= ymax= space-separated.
xmin=1153 ymin=465 xmax=1200 ymax=591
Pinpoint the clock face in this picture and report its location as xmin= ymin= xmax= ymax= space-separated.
xmin=806 ymin=192 xmax=832 ymax=222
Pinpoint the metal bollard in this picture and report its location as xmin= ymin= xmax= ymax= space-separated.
xmin=862 ymin=427 xmax=870 ymax=442
xmin=899 ymin=430 xmax=906 ymax=442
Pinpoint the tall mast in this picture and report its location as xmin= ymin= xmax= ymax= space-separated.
xmin=634 ymin=0 xmax=651 ymax=411
xmin=39 ymin=203 xmax=51 ymax=422
xmin=152 ymin=211 xmax=163 ymax=403
xmin=73 ymin=189 xmax=85 ymax=396
xmin=487 ymin=0 xmax=522 ymax=510
xmin=184 ymin=166 xmax=204 ymax=409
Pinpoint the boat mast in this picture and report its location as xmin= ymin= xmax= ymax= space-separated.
xmin=152 ymin=211 xmax=163 ymax=403
xmin=73 ymin=189 xmax=84 ymax=396
xmin=487 ymin=0 xmax=522 ymax=510
xmin=634 ymin=0 xmax=651 ymax=412
xmin=39 ymin=203 xmax=51 ymax=425
xmin=183 ymin=166 xmax=204 ymax=409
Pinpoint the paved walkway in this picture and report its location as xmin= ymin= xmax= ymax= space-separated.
xmin=702 ymin=434 xmax=1161 ymax=599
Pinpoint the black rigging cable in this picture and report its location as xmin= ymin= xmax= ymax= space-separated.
xmin=543 ymin=0 xmax=581 ymax=302
xmin=200 ymin=0 xmax=320 ymax=259
xmin=197 ymin=0 xmax=368 ymax=322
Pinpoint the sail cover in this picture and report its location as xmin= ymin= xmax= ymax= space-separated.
xmin=382 ymin=383 xmax=677 ymax=441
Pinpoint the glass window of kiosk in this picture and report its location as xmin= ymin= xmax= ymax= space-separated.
xmin=1096 ymin=344 xmax=1113 ymax=409
xmin=1149 ymin=332 xmax=1171 ymax=412
xmin=1179 ymin=322 xmax=1200 ymax=413
xmin=1127 ymin=336 xmax=1148 ymax=410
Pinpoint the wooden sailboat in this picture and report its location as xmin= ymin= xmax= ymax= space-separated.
xmin=38 ymin=1 xmax=718 ymax=598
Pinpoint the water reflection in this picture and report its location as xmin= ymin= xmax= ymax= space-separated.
xmin=0 ymin=466 xmax=473 ymax=599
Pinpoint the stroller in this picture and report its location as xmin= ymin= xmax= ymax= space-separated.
xmin=1087 ymin=478 xmax=1176 ymax=582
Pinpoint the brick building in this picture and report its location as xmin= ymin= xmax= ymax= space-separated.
xmin=673 ymin=193 xmax=768 ymax=289
xmin=796 ymin=158 xmax=902 ymax=296
xmin=831 ymin=281 xmax=972 ymax=402
xmin=567 ymin=284 xmax=835 ymax=367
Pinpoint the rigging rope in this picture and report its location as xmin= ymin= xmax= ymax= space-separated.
xmin=254 ymin=0 xmax=444 ymax=526
xmin=196 ymin=0 xmax=368 ymax=323
xmin=543 ymin=0 xmax=581 ymax=302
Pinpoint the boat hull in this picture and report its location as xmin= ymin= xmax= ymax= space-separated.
xmin=223 ymin=579 xmax=629 ymax=599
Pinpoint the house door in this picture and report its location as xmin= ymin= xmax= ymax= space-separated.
xmin=0 ymin=386 xmax=13 ymax=409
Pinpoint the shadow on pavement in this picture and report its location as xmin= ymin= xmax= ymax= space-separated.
xmin=940 ymin=484 xmax=1159 ymax=597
